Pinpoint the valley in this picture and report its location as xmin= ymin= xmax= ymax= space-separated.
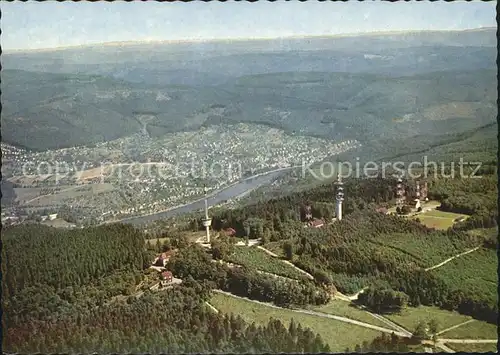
xmin=1 ymin=19 xmax=498 ymax=354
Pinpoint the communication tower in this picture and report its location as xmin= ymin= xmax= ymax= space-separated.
xmin=396 ymin=174 xmax=406 ymax=208
xmin=202 ymin=185 xmax=212 ymax=243
xmin=335 ymin=174 xmax=344 ymax=221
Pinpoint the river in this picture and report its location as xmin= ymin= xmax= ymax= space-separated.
xmin=118 ymin=166 xmax=297 ymax=226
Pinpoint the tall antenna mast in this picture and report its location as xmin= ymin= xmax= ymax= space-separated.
xmin=396 ymin=172 xmax=406 ymax=208
xmin=202 ymin=185 xmax=212 ymax=243
xmin=335 ymin=174 xmax=344 ymax=221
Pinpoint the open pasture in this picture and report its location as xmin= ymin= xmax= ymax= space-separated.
xmin=385 ymin=305 xmax=472 ymax=333
xmin=411 ymin=209 xmax=469 ymax=230
xmin=439 ymin=319 xmax=498 ymax=340
xmin=210 ymin=292 xmax=381 ymax=353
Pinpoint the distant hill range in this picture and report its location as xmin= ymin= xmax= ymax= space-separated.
xmin=1 ymin=28 xmax=497 ymax=151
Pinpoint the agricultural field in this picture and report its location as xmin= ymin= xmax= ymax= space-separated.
xmin=385 ymin=305 xmax=472 ymax=333
xmin=430 ymin=247 xmax=498 ymax=305
xmin=24 ymin=183 xmax=115 ymax=207
xmin=13 ymin=185 xmax=75 ymax=203
xmin=225 ymin=246 xmax=307 ymax=280
xmin=367 ymin=232 xmax=478 ymax=268
xmin=438 ymin=319 xmax=498 ymax=339
xmin=210 ymin=292 xmax=381 ymax=353
xmin=444 ymin=342 xmax=498 ymax=353
xmin=308 ymin=300 xmax=390 ymax=329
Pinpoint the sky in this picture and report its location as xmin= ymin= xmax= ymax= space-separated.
xmin=1 ymin=1 xmax=497 ymax=51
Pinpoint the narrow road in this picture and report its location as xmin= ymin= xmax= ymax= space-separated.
xmin=436 ymin=319 xmax=476 ymax=335
xmin=213 ymin=289 xmax=410 ymax=338
xmin=205 ymin=301 xmax=219 ymax=313
xmin=439 ymin=339 xmax=498 ymax=344
xmin=364 ymin=310 xmax=413 ymax=337
xmin=425 ymin=247 xmax=480 ymax=272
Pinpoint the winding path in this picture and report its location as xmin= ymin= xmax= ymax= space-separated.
xmin=213 ymin=289 xmax=411 ymax=338
xmin=425 ymin=247 xmax=480 ymax=272
xmin=436 ymin=319 xmax=476 ymax=336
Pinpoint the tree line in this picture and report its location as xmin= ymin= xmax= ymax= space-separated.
xmin=3 ymin=281 xmax=331 ymax=354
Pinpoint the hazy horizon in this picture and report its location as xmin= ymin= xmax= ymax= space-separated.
xmin=3 ymin=26 xmax=496 ymax=54
xmin=2 ymin=1 xmax=496 ymax=51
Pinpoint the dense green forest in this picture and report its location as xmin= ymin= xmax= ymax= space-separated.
xmin=4 ymin=280 xmax=330 ymax=354
xmin=2 ymin=224 xmax=330 ymax=353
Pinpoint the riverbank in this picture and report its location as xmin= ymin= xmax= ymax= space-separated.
xmin=106 ymin=165 xmax=300 ymax=226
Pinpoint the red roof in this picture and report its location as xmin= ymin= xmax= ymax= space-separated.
xmin=162 ymin=271 xmax=172 ymax=279
xmin=224 ymin=228 xmax=236 ymax=236
xmin=376 ymin=207 xmax=388 ymax=214
xmin=310 ymin=219 xmax=324 ymax=228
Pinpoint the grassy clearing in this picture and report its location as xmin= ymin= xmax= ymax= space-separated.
xmin=210 ymin=292 xmax=381 ymax=353
xmin=309 ymin=300 xmax=390 ymax=329
xmin=439 ymin=320 xmax=498 ymax=340
xmin=411 ymin=215 xmax=455 ymax=230
xmin=424 ymin=210 xmax=467 ymax=219
xmin=411 ymin=209 xmax=468 ymax=230
xmin=226 ymin=246 xmax=306 ymax=280
xmin=385 ymin=306 xmax=472 ymax=333
xmin=445 ymin=342 xmax=498 ymax=353
xmin=431 ymin=248 xmax=498 ymax=305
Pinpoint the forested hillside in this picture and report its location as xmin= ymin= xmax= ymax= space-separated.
xmin=3 ymin=67 xmax=496 ymax=150
xmin=2 ymin=224 xmax=330 ymax=353
xmin=172 ymin=162 xmax=498 ymax=324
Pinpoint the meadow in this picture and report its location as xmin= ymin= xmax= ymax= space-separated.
xmin=210 ymin=292 xmax=382 ymax=353
xmin=438 ymin=318 xmax=498 ymax=339
xmin=385 ymin=305 xmax=472 ymax=333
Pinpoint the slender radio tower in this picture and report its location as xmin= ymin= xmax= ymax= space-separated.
xmin=396 ymin=173 xmax=406 ymax=208
xmin=335 ymin=174 xmax=344 ymax=221
xmin=202 ymin=185 xmax=212 ymax=243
